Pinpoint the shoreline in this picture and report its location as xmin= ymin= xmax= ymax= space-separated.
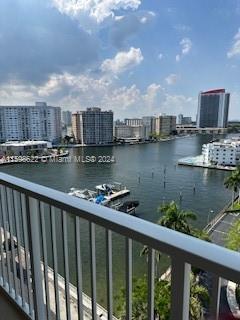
xmin=56 ymin=133 xmax=196 ymax=148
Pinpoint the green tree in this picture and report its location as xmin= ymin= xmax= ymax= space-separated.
xmin=116 ymin=275 xmax=208 ymax=320
xmin=226 ymin=219 xmax=240 ymax=251
xmin=224 ymin=167 xmax=240 ymax=207
xmin=158 ymin=201 xmax=196 ymax=235
xmin=191 ymin=228 xmax=211 ymax=242
xmin=64 ymin=135 xmax=71 ymax=144
xmin=225 ymin=219 xmax=240 ymax=309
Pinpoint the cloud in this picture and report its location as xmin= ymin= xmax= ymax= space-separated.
xmin=157 ymin=53 xmax=163 ymax=60
xmin=0 ymin=0 xmax=99 ymax=85
xmin=175 ymin=38 xmax=192 ymax=62
xmin=110 ymin=11 xmax=155 ymax=48
xmin=100 ymin=47 xmax=143 ymax=75
xmin=228 ymin=91 xmax=240 ymax=119
xmin=227 ymin=28 xmax=240 ymax=58
xmin=51 ymin=0 xmax=141 ymax=24
xmin=161 ymin=94 xmax=197 ymax=117
xmin=0 ymin=69 xmax=197 ymax=118
xmin=165 ymin=74 xmax=179 ymax=85
xmin=175 ymin=54 xmax=180 ymax=62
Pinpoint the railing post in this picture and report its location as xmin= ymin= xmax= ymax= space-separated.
xmin=148 ymin=248 xmax=155 ymax=320
xmin=210 ymin=274 xmax=221 ymax=320
xmin=171 ymin=257 xmax=190 ymax=320
xmin=26 ymin=197 xmax=46 ymax=320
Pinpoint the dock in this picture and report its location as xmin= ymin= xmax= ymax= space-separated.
xmin=178 ymin=155 xmax=236 ymax=171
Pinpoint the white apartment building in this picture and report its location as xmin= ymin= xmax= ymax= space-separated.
xmin=125 ymin=118 xmax=142 ymax=126
xmin=0 ymin=102 xmax=61 ymax=143
xmin=0 ymin=140 xmax=51 ymax=156
xmin=115 ymin=124 xmax=146 ymax=140
xmin=72 ymin=107 xmax=113 ymax=145
xmin=114 ymin=125 xmax=133 ymax=139
xmin=142 ymin=116 xmax=156 ymax=139
xmin=202 ymin=139 xmax=240 ymax=166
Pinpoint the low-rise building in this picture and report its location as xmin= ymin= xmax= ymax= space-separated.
xmin=202 ymin=139 xmax=240 ymax=166
xmin=114 ymin=125 xmax=133 ymax=139
xmin=0 ymin=141 xmax=52 ymax=156
xmin=114 ymin=125 xmax=145 ymax=140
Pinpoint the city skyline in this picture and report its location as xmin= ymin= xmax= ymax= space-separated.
xmin=0 ymin=1 xmax=240 ymax=120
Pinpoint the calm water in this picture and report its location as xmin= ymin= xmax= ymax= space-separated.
xmin=0 ymin=135 xmax=231 ymax=307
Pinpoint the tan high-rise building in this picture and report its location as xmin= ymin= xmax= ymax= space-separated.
xmin=155 ymin=115 xmax=176 ymax=135
xmin=72 ymin=108 xmax=113 ymax=145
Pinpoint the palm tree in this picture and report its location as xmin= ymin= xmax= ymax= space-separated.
xmin=158 ymin=201 xmax=196 ymax=235
xmin=224 ymin=166 xmax=240 ymax=207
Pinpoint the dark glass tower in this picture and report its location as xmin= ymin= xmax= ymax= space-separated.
xmin=197 ymin=89 xmax=230 ymax=128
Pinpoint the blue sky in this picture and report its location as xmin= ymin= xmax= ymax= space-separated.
xmin=0 ymin=0 xmax=240 ymax=120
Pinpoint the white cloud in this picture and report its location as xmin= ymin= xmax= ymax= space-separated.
xmin=174 ymin=24 xmax=191 ymax=33
xmin=176 ymin=37 xmax=192 ymax=62
xmin=140 ymin=16 xmax=147 ymax=24
xmin=52 ymin=0 xmax=141 ymax=23
xmin=115 ymin=15 xmax=124 ymax=21
xmin=227 ymin=28 xmax=240 ymax=58
xmin=228 ymin=91 xmax=240 ymax=119
xmin=2 ymin=79 xmax=198 ymax=120
xmin=100 ymin=47 xmax=143 ymax=74
xmin=181 ymin=38 xmax=192 ymax=54
xmin=139 ymin=11 xmax=155 ymax=24
xmin=0 ymin=73 xmax=197 ymax=118
xmin=157 ymin=53 xmax=163 ymax=60
xmin=165 ymin=73 xmax=178 ymax=85
xmin=161 ymin=94 xmax=197 ymax=117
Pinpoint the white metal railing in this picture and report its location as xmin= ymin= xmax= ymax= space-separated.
xmin=0 ymin=172 xmax=239 ymax=320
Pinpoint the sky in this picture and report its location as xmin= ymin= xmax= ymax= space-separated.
xmin=0 ymin=0 xmax=240 ymax=120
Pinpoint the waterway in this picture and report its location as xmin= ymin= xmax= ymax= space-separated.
xmin=0 ymin=134 xmax=231 ymax=308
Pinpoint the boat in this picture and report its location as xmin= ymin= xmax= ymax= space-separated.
xmin=68 ymin=182 xmax=130 ymax=205
xmin=68 ymin=188 xmax=110 ymax=205
xmin=116 ymin=200 xmax=139 ymax=214
xmin=95 ymin=182 xmax=130 ymax=201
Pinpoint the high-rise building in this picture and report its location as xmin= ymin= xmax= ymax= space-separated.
xmin=155 ymin=115 xmax=176 ymax=135
xmin=0 ymin=102 xmax=61 ymax=143
xmin=142 ymin=116 xmax=156 ymax=138
xmin=197 ymin=89 xmax=230 ymax=128
xmin=62 ymin=111 xmax=72 ymax=127
xmin=72 ymin=107 xmax=113 ymax=145
xmin=178 ymin=114 xmax=192 ymax=125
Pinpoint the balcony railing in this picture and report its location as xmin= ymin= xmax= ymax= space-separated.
xmin=0 ymin=172 xmax=239 ymax=320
